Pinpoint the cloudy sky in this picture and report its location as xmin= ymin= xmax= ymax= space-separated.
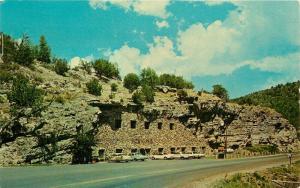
xmin=1 ymin=0 xmax=299 ymax=97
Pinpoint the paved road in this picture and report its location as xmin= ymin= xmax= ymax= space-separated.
xmin=0 ymin=154 xmax=296 ymax=188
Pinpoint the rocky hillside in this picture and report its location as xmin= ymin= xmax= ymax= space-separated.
xmin=232 ymin=81 xmax=300 ymax=132
xmin=0 ymin=62 xmax=299 ymax=165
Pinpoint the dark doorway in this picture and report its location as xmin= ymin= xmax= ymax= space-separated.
xmin=145 ymin=121 xmax=150 ymax=129
xmin=140 ymin=148 xmax=146 ymax=155
xmin=131 ymin=120 xmax=137 ymax=129
xmin=169 ymin=123 xmax=174 ymax=130
xmin=131 ymin=148 xmax=137 ymax=153
xmin=192 ymin=147 xmax=196 ymax=152
xmin=158 ymin=122 xmax=162 ymax=130
xmin=171 ymin=148 xmax=176 ymax=154
xmin=115 ymin=119 xmax=122 ymax=129
xmin=158 ymin=148 xmax=164 ymax=154
xmin=116 ymin=149 xmax=123 ymax=153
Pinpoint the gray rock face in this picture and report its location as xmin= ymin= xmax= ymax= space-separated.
xmin=0 ymin=65 xmax=298 ymax=165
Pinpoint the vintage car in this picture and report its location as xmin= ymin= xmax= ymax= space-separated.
xmin=130 ymin=153 xmax=149 ymax=161
xmin=150 ymin=153 xmax=175 ymax=160
xmin=173 ymin=152 xmax=191 ymax=160
xmin=186 ymin=152 xmax=205 ymax=159
xmin=108 ymin=153 xmax=133 ymax=162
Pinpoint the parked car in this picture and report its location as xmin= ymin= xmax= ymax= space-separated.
xmin=130 ymin=153 xmax=148 ymax=161
xmin=150 ymin=154 xmax=165 ymax=160
xmin=163 ymin=153 xmax=175 ymax=160
xmin=108 ymin=153 xmax=132 ymax=162
xmin=187 ymin=152 xmax=205 ymax=159
xmin=150 ymin=153 xmax=175 ymax=160
xmin=173 ymin=152 xmax=190 ymax=160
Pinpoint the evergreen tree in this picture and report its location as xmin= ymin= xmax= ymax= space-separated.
xmin=37 ymin=35 xmax=51 ymax=64
xmin=15 ymin=35 xmax=34 ymax=66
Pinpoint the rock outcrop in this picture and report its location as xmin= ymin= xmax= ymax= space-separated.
xmin=0 ymin=64 xmax=298 ymax=165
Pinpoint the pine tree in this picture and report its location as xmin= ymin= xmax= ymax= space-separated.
xmin=37 ymin=35 xmax=51 ymax=64
xmin=15 ymin=34 xmax=34 ymax=66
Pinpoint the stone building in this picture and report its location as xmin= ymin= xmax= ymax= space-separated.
xmin=91 ymin=89 xmax=298 ymax=159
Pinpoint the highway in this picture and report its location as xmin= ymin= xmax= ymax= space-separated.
xmin=0 ymin=154 xmax=295 ymax=188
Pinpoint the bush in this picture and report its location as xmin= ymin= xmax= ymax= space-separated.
xmin=54 ymin=95 xmax=65 ymax=104
xmin=93 ymin=59 xmax=120 ymax=79
xmin=111 ymin=83 xmax=118 ymax=92
xmin=8 ymin=75 xmax=43 ymax=108
xmin=80 ymin=61 xmax=92 ymax=74
xmin=2 ymin=34 xmax=17 ymax=64
xmin=54 ymin=58 xmax=69 ymax=76
xmin=212 ymin=84 xmax=229 ymax=101
xmin=15 ymin=35 xmax=34 ymax=66
xmin=123 ymin=73 xmax=140 ymax=92
xmin=86 ymin=79 xmax=102 ymax=96
xmin=177 ymin=89 xmax=188 ymax=101
xmin=142 ymin=85 xmax=155 ymax=103
xmin=140 ymin=68 xmax=159 ymax=89
xmin=159 ymin=73 xmax=194 ymax=89
xmin=132 ymin=90 xmax=145 ymax=105
xmin=0 ymin=70 xmax=13 ymax=84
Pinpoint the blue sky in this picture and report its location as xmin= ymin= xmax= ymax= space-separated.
xmin=1 ymin=0 xmax=299 ymax=98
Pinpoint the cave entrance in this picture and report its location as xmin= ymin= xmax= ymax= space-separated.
xmin=144 ymin=121 xmax=150 ymax=129
xmin=131 ymin=120 xmax=137 ymax=129
xmin=171 ymin=147 xmax=176 ymax=154
xmin=116 ymin=149 xmax=123 ymax=153
xmin=98 ymin=149 xmax=105 ymax=160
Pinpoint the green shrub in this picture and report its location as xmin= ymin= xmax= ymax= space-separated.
xmin=2 ymin=34 xmax=17 ymax=64
xmin=0 ymin=70 xmax=13 ymax=83
xmin=212 ymin=84 xmax=229 ymax=101
xmin=177 ymin=89 xmax=188 ymax=101
xmin=15 ymin=35 xmax=34 ymax=66
xmin=123 ymin=73 xmax=140 ymax=92
xmin=80 ymin=61 xmax=92 ymax=74
xmin=54 ymin=95 xmax=65 ymax=104
xmin=245 ymin=144 xmax=278 ymax=154
xmin=93 ymin=59 xmax=120 ymax=79
xmin=86 ymin=79 xmax=102 ymax=96
xmin=111 ymin=83 xmax=118 ymax=92
xmin=142 ymin=85 xmax=155 ymax=103
xmin=132 ymin=90 xmax=145 ymax=105
xmin=54 ymin=58 xmax=69 ymax=76
xmin=140 ymin=68 xmax=159 ymax=89
xmin=159 ymin=73 xmax=194 ymax=89
xmin=8 ymin=75 xmax=43 ymax=108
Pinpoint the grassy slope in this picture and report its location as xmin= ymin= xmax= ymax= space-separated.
xmin=213 ymin=160 xmax=300 ymax=188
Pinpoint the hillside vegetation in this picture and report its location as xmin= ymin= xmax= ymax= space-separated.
xmin=232 ymin=81 xmax=300 ymax=130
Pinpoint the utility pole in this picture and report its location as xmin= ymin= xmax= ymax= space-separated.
xmin=0 ymin=32 xmax=3 ymax=60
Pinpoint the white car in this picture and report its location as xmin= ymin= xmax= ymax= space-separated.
xmin=188 ymin=152 xmax=205 ymax=159
xmin=173 ymin=152 xmax=190 ymax=160
xmin=151 ymin=153 xmax=175 ymax=160
xmin=150 ymin=154 xmax=165 ymax=160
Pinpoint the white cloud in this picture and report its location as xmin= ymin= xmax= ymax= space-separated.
xmin=109 ymin=20 xmax=242 ymax=77
xmin=70 ymin=55 xmax=94 ymax=69
xmin=104 ymin=1 xmax=299 ymax=82
xmin=156 ymin=20 xmax=169 ymax=29
xmin=89 ymin=0 xmax=171 ymax=18
xmin=249 ymin=52 xmax=300 ymax=74
xmin=109 ymin=45 xmax=142 ymax=76
xmin=203 ymin=0 xmax=228 ymax=6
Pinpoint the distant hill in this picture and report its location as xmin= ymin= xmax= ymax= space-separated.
xmin=232 ymin=81 xmax=300 ymax=130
